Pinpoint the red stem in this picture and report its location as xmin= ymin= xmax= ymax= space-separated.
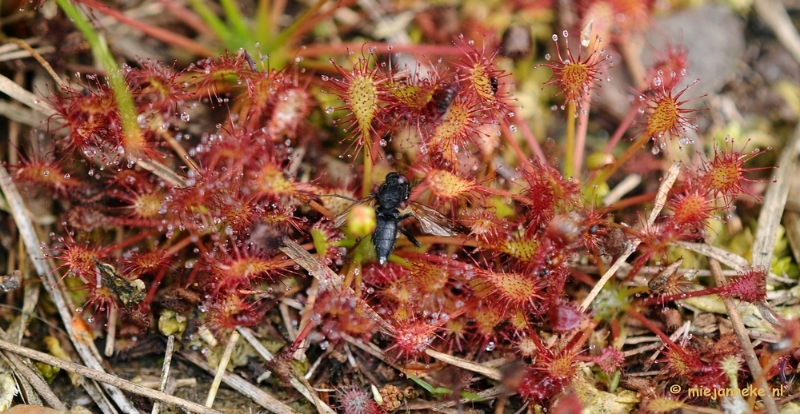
xmin=81 ymin=0 xmax=215 ymax=57
xmin=500 ymin=120 xmax=535 ymax=175
xmin=105 ymin=231 xmax=160 ymax=252
xmin=605 ymin=192 xmax=657 ymax=211
xmin=518 ymin=120 xmax=546 ymax=164
xmin=626 ymin=307 xmax=678 ymax=348
xmin=141 ymin=266 xmax=169 ymax=312
xmin=603 ymin=100 xmax=642 ymax=154
xmin=155 ymin=0 xmax=215 ymax=36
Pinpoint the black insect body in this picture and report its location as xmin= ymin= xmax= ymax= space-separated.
xmin=333 ymin=173 xmax=464 ymax=265
xmin=490 ymin=77 xmax=499 ymax=95
xmin=499 ymin=25 xmax=532 ymax=60
xmin=427 ymin=83 xmax=460 ymax=120
xmin=372 ymin=173 xmax=419 ymax=265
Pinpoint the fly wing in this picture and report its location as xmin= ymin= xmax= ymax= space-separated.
xmin=407 ymin=201 xmax=466 ymax=237
xmin=332 ymin=196 xmax=376 ymax=229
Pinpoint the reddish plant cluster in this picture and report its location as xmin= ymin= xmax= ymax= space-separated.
xmin=11 ymin=8 xmax=791 ymax=411
xmin=325 ymin=37 xmax=515 ymax=167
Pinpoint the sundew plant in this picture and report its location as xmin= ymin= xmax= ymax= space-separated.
xmin=0 ymin=0 xmax=797 ymax=413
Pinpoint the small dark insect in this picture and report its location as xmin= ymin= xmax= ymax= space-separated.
xmin=490 ymin=77 xmax=499 ymax=95
xmin=93 ymin=259 xmax=146 ymax=306
xmin=647 ymin=258 xmax=684 ymax=295
xmin=499 ymin=25 xmax=532 ymax=60
xmin=0 ymin=270 xmax=21 ymax=292
xmin=333 ymin=172 xmax=464 ymax=265
xmin=427 ymin=83 xmax=459 ymax=119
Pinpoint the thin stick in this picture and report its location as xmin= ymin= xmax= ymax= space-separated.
xmin=104 ymin=307 xmax=117 ymax=357
xmin=603 ymin=101 xmax=641 ymax=153
xmin=754 ymin=0 xmax=800 ymax=65
xmin=135 ymin=158 xmax=187 ymax=188
xmin=580 ymin=162 xmax=680 ymax=311
xmin=0 ymin=337 xmax=222 ymax=414
xmin=237 ymin=327 xmax=335 ymax=414
xmin=279 ymin=302 xmax=297 ymax=341
xmin=279 ymin=240 xmax=394 ymax=333
xmin=0 ymin=100 xmax=44 ymax=127
xmin=603 ymin=174 xmax=642 ymax=206
xmin=0 ymin=164 xmax=139 ymax=413
xmin=205 ymin=330 xmax=239 ymax=408
xmin=181 ymin=351 xmax=300 ymax=414
xmin=0 ymin=329 xmax=64 ymax=409
xmin=7 ymin=70 xmax=22 ymax=166
xmin=152 ymin=335 xmax=175 ymax=414
xmin=752 ymin=122 xmax=800 ymax=271
xmin=709 ymin=258 xmax=778 ymax=414
xmin=0 ymin=73 xmax=55 ymax=116
xmin=5 ymin=38 xmax=65 ymax=88
xmin=424 ymin=349 xmax=502 ymax=381
xmin=0 ymin=46 xmax=56 ymax=63
xmin=417 ymin=386 xmax=504 ymax=411
xmin=675 ymin=241 xmax=751 ymax=270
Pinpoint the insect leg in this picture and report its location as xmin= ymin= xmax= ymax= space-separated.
xmin=398 ymin=226 xmax=422 ymax=247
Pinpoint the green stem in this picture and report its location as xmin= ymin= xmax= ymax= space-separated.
xmin=220 ymin=0 xmax=250 ymax=42
xmin=187 ymin=0 xmax=235 ymax=47
xmin=55 ymin=0 xmax=141 ymax=156
xmin=256 ymin=0 xmax=271 ymax=47
xmin=265 ymin=0 xmax=327 ymax=54
xmin=591 ymin=133 xmax=650 ymax=188
xmin=564 ymin=101 xmax=576 ymax=178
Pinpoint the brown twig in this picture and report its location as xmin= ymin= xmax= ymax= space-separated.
xmin=181 ymin=351 xmax=300 ymax=414
xmin=0 ymin=329 xmax=64 ymax=409
xmin=580 ymin=162 xmax=681 ymax=311
xmin=754 ymin=0 xmax=800 ymax=66
xmin=0 ymin=165 xmax=138 ymax=413
xmin=4 ymin=38 xmax=65 ymax=89
xmin=237 ymin=327 xmax=335 ymax=414
xmin=151 ymin=335 xmax=175 ymax=414
xmin=205 ymin=330 xmax=239 ymax=408
xmin=0 ymin=337 xmax=222 ymax=414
